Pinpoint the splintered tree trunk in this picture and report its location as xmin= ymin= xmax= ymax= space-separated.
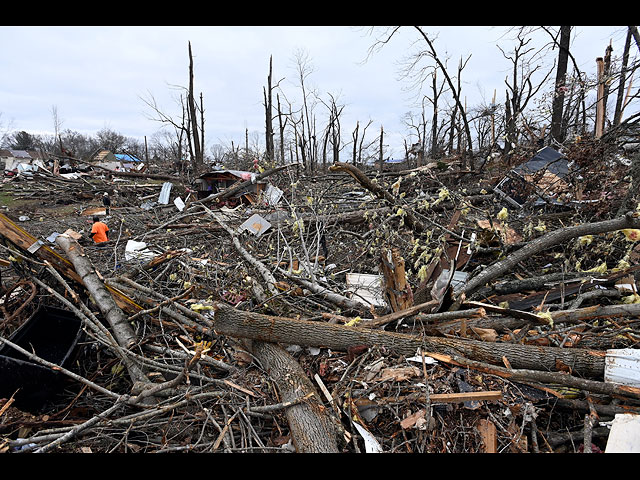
xmin=381 ymin=247 xmax=413 ymax=311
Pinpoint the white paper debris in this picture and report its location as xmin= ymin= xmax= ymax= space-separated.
xmin=124 ymin=240 xmax=155 ymax=261
xmin=352 ymin=421 xmax=383 ymax=453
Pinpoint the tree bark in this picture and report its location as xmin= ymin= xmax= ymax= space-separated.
xmin=212 ymin=303 xmax=606 ymax=378
xmin=187 ymin=42 xmax=202 ymax=174
xmin=614 ymin=28 xmax=633 ymax=126
xmin=263 ymin=55 xmax=275 ymax=163
xmin=550 ymin=26 xmax=571 ymax=143
xmin=381 ymin=247 xmax=413 ymax=311
xmin=246 ymin=340 xmax=340 ymax=452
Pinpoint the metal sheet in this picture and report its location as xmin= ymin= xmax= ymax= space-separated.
xmin=158 ymin=182 xmax=173 ymax=204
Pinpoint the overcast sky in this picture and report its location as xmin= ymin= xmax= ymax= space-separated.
xmin=0 ymin=26 xmax=631 ymax=159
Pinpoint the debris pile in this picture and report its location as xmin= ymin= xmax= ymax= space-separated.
xmin=1 ymin=145 xmax=640 ymax=453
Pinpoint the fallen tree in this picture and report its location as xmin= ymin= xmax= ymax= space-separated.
xmin=54 ymin=234 xmax=152 ymax=393
xmin=211 ymin=303 xmax=607 ymax=379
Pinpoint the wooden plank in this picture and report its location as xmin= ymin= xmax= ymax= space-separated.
xmin=429 ymin=390 xmax=503 ymax=403
xmin=477 ymin=418 xmax=498 ymax=453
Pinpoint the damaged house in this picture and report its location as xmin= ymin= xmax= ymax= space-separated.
xmin=1 ymin=149 xmax=49 ymax=176
xmin=493 ymin=146 xmax=572 ymax=208
xmin=90 ymin=149 xmax=144 ymax=173
xmin=194 ymin=169 xmax=267 ymax=205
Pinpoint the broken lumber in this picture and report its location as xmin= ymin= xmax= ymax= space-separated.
xmin=381 ymin=247 xmax=413 ymax=312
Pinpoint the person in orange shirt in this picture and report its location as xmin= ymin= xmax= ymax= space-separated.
xmin=90 ymin=216 xmax=109 ymax=244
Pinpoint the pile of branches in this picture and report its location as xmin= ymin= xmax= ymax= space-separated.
xmin=1 ymin=149 xmax=640 ymax=453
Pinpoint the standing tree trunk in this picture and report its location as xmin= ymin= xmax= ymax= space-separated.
xmin=263 ymin=56 xmax=275 ymax=164
xmin=614 ymin=28 xmax=633 ymax=126
xmin=378 ymin=125 xmax=384 ymax=172
xmin=595 ymin=57 xmax=606 ymax=139
xmin=413 ymin=27 xmax=474 ymax=164
xmin=550 ymin=26 xmax=571 ymax=144
xmin=277 ymin=94 xmax=287 ymax=165
xmin=187 ymin=42 xmax=203 ymax=175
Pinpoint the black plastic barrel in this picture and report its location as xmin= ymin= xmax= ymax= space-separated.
xmin=0 ymin=306 xmax=83 ymax=411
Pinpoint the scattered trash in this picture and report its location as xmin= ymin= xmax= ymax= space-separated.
xmin=238 ymin=213 xmax=271 ymax=237
xmin=352 ymin=421 xmax=384 ymax=453
xmin=124 ymin=240 xmax=155 ymax=261
xmin=26 ymin=240 xmax=43 ymax=254
xmin=431 ymin=269 xmax=468 ymax=302
xmin=173 ymin=196 xmax=185 ymax=212
xmin=264 ymin=184 xmax=284 ymax=206
xmin=158 ymin=182 xmax=173 ymax=205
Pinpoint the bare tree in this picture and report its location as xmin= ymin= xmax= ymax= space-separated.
xmin=140 ymin=91 xmax=189 ymax=173
xmin=366 ymin=27 xmax=475 ymax=166
xmin=292 ymin=48 xmax=319 ymax=174
xmin=614 ymin=28 xmax=634 ymax=126
xmin=498 ymin=28 xmax=552 ymax=161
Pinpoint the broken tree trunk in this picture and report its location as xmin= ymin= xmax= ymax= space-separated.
xmin=381 ymin=247 xmax=414 ymax=312
xmin=460 ymin=211 xmax=640 ymax=299
xmin=55 ymin=234 xmax=149 ymax=387
xmin=212 ymin=303 xmax=606 ymax=378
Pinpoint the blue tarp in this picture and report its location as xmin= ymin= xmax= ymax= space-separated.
xmin=114 ymin=153 xmax=142 ymax=162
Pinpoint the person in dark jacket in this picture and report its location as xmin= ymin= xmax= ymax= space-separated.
xmin=103 ymin=192 xmax=111 ymax=215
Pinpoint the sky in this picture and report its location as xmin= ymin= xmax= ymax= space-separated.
xmin=0 ymin=25 xmax=632 ymax=160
